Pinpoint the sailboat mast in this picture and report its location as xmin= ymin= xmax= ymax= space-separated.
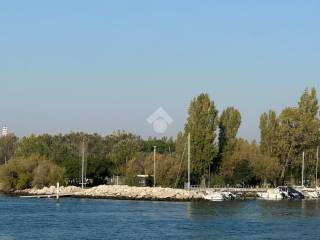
xmin=316 ymin=147 xmax=319 ymax=189
xmin=187 ymin=133 xmax=190 ymax=190
xmin=302 ymin=151 xmax=305 ymax=188
xmin=81 ymin=140 xmax=85 ymax=189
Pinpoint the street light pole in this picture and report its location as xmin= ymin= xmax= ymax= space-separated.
xmin=153 ymin=146 xmax=157 ymax=187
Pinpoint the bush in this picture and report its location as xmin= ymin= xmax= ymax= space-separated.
xmin=33 ymin=160 xmax=65 ymax=188
xmin=0 ymin=162 xmax=19 ymax=192
xmin=0 ymin=154 xmax=65 ymax=192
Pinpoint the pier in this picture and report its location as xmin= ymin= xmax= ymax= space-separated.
xmin=20 ymin=194 xmax=73 ymax=199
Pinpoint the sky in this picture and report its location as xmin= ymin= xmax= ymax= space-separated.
xmin=0 ymin=0 xmax=319 ymax=141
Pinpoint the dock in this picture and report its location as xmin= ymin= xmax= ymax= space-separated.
xmin=20 ymin=194 xmax=73 ymax=199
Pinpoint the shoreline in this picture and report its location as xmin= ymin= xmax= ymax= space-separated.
xmin=0 ymin=185 xmax=275 ymax=201
xmin=4 ymin=185 xmax=318 ymax=201
xmin=11 ymin=185 xmax=205 ymax=202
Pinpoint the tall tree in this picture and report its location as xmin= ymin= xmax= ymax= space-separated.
xmin=0 ymin=134 xmax=19 ymax=164
xmin=109 ymin=133 xmax=144 ymax=175
xmin=218 ymin=107 xmax=241 ymax=159
xmin=297 ymin=88 xmax=319 ymax=150
xmin=184 ymin=93 xmax=219 ymax=185
xmin=219 ymin=139 xmax=256 ymax=185
xmin=277 ymin=107 xmax=301 ymax=184
xmin=259 ymin=88 xmax=320 ymax=185
xmin=299 ymin=88 xmax=319 ymax=119
xmin=259 ymin=110 xmax=279 ymax=156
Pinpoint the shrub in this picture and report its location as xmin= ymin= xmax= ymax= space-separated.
xmin=33 ymin=160 xmax=65 ymax=188
xmin=0 ymin=154 xmax=65 ymax=192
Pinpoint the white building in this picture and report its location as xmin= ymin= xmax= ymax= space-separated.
xmin=2 ymin=126 xmax=8 ymax=137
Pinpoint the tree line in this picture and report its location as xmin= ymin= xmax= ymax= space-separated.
xmin=0 ymin=87 xmax=319 ymax=191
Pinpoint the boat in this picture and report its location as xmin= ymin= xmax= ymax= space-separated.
xmin=257 ymin=187 xmax=284 ymax=200
xmin=203 ymin=191 xmax=236 ymax=202
xmin=257 ymin=186 xmax=304 ymax=200
xmin=286 ymin=186 xmax=304 ymax=199
xmin=297 ymin=187 xmax=320 ymax=199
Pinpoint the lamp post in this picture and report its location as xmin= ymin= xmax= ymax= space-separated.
xmin=153 ymin=146 xmax=157 ymax=187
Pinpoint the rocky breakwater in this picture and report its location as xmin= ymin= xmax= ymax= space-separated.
xmin=17 ymin=185 xmax=204 ymax=201
xmin=17 ymin=185 xmax=82 ymax=195
xmin=74 ymin=185 xmax=203 ymax=201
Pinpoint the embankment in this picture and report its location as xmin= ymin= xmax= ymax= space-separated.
xmin=16 ymin=185 xmax=204 ymax=201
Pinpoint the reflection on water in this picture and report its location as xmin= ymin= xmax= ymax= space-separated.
xmin=1 ymin=195 xmax=320 ymax=240
xmin=186 ymin=201 xmax=246 ymax=219
xmin=187 ymin=199 xmax=320 ymax=219
xmin=259 ymin=199 xmax=320 ymax=218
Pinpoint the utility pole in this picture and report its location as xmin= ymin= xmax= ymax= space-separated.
xmin=187 ymin=133 xmax=191 ymax=190
xmin=153 ymin=146 xmax=157 ymax=187
xmin=316 ymin=146 xmax=319 ymax=189
xmin=302 ymin=151 xmax=305 ymax=188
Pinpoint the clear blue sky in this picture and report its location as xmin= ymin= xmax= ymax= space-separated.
xmin=0 ymin=1 xmax=319 ymax=140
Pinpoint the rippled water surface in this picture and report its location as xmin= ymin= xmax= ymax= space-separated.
xmin=1 ymin=194 xmax=320 ymax=240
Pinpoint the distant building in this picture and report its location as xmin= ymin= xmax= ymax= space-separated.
xmin=2 ymin=126 xmax=8 ymax=137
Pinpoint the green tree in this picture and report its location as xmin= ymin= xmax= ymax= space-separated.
xmin=251 ymin=154 xmax=280 ymax=186
xmin=0 ymin=154 xmax=65 ymax=192
xmin=109 ymin=133 xmax=143 ymax=175
xmin=183 ymin=93 xmax=219 ymax=185
xmin=218 ymin=107 xmax=241 ymax=171
xmin=143 ymin=137 xmax=175 ymax=154
xmin=277 ymin=107 xmax=301 ymax=184
xmin=259 ymin=110 xmax=279 ymax=156
xmin=260 ymin=88 xmax=320 ymax=185
xmin=297 ymin=88 xmax=319 ymax=151
xmin=14 ymin=132 xmax=114 ymax=183
xmin=33 ymin=160 xmax=65 ymax=188
xmin=0 ymin=134 xmax=19 ymax=164
xmin=219 ymin=107 xmax=241 ymax=155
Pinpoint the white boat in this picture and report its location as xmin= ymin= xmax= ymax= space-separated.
xmin=258 ymin=186 xmax=304 ymax=200
xmin=203 ymin=191 xmax=236 ymax=202
xmin=299 ymin=188 xmax=320 ymax=199
xmin=257 ymin=187 xmax=286 ymax=200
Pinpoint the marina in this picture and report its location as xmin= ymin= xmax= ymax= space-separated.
xmin=15 ymin=184 xmax=320 ymax=202
xmin=1 ymin=1 xmax=320 ymax=239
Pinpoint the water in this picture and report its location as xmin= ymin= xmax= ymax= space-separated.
xmin=1 ymin=195 xmax=320 ymax=240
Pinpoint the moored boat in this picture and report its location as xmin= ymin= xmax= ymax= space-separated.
xmin=203 ymin=191 xmax=236 ymax=202
xmin=257 ymin=186 xmax=304 ymax=200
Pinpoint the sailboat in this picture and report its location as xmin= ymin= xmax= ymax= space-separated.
xmin=185 ymin=133 xmax=235 ymax=201
xmin=300 ymin=149 xmax=320 ymax=199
